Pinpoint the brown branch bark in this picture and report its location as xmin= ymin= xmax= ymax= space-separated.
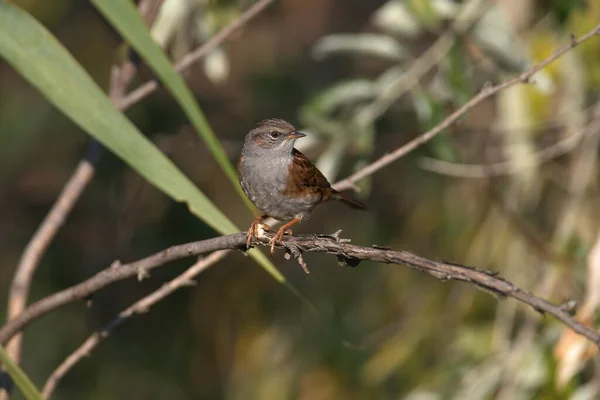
xmin=0 ymin=231 xmax=598 ymax=350
xmin=117 ymin=0 xmax=278 ymax=110
xmin=333 ymin=23 xmax=600 ymax=191
xmin=41 ymin=250 xmax=228 ymax=399
xmin=419 ymin=101 xmax=600 ymax=178
xmin=1 ymin=3 xmax=167 ymax=385
xmin=3 ymin=160 xmax=95 ymax=368
xmin=1 ymin=6 xmax=598 ymax=397
xmin=1 ymin=0 xmax=277 ymax=393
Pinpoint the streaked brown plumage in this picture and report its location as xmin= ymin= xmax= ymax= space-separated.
xmin=238 ymin=118 xmax=366 ymax=254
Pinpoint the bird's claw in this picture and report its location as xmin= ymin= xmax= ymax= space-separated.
xmin=268 ymin=231 xmax=284 ymax=255
xmin=245 ymin=232 xmax=253 ymax=250
xmin=246 ymin=218 xmax=270 ymax=249
xmin=268 ymin=227 xmax=295 ymax=255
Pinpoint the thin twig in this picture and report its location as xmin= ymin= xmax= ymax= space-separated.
xmin=0 ymin=1 xmax=166 ymax=397
xmin=0 ymin=231 xmax=599 ymax=349
xmin=2 ymin=51 xmax=134 ymax=377
xmin=3 ymin=6 xmax=599 ymax=396
xmin=1 ymin=0 xmax=276 ymax=386
xmin=333 ymin=23 xmax=600 ymax=191
xmin=117 ymin=0 xmax=277 ymax=110
xmin=419 ymin=103 xmax=598 ymax=177
xmin=353 ymin=0 xmax=487 ymax=128
xmin=4 ymin=159 xmax=95 ymax=376
xmin=41 ymin=250 xmax=228 ymax=399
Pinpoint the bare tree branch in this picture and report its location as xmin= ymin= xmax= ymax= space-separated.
xmin=3 ymin=160 xmax=95 ymax=371
xmin=1 ymin=0 xmax=277 ymax=391
xmin=419 ymin=102 xmax=600 ymax=178
xmin=41 ymin=250 xmax=228 ymax=399
xmin=2 ymin=6 xmax=599 ymax=397
xmin=0 ymin=231 xmax=598 ymax=350
xmin=0 ymin=2 xmax=170 ymax=398
xmin=352 ymin=0 xmax=487 ymax=129
xmin=333 ymin=23 xmax=600 ymax=191
xmin=1 ymin=2 xmax=167 ymax=383
xmin=117 ymin=0 xmax=278 ymax=110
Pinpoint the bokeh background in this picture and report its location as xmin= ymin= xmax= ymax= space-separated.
xmin=1 ymin=0 xmax=600 ymax=398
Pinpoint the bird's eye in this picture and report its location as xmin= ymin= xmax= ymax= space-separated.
xmin=269 ymin=131 xmax=280 ymax=139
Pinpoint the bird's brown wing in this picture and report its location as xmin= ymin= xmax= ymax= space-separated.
xmin=285 ymin=148 xmax=333 ymax=199
xmin=287 ymin=148 xmax=367 ymax=210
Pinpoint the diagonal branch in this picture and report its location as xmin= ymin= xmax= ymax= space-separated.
xmin=419 ymin=101 xmax=600 ymax=178
xmin=333 ymin=23 xmax=600 ymax=191
xmin=3 ymin=0 xmax=277 ymax=343
xmin=0 ymin=231 xmax=598 ymax=350
xmin=2 ymin=8 xmax=599 ymax=397
xmin=117 ymin=0 xmax=278 ymax=110
xmin=1 ymin=0 xmax=277 ymax=389
xmin=41 ymin=250 xmax=229 ymax=399
xmin=1 ymin=2 xmax=167 ymax=383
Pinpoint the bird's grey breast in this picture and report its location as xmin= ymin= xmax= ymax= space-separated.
xmin=239 ymin=152 xmax=291 ymax=218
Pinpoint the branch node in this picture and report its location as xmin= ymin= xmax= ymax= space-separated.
xmin=318 ymin=230 xmax=351 ymax=243
xmin=429 ymin=270 xmax=451 ymax=280
xmin=182 ymin=279 xmax=197 ymax=287
xmin=330 ymin=229 xmax=343 ymax=241
xmin=535 ymin=308 xmax=546 ymax=316
xmin=560 ymin=300 xmax=577 ymax=314
xmin=110 ymin=260 xmax=122 ymax=270
xmin=284 ymin=244 xmax=310 ymax=273
xmin=137 ymin=268 xmax=150 ymax=281
xmin=481 ymin=81 xmax=493 ymax=93
xmin=570 ymin=32 xmax=577 ymax=46
xmin=337 ymin=254 xmax=361 ymax=268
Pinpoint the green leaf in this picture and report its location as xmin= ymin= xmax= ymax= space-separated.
xmin=0 ymin=2 xmax=285 ymax=283
xmin=90 ymin=0 xmax=255 ymax=210
xmin=308 ymin=79 xmax=377 ymax=114
xmin=0 ymin=344 xmax=43 ymax=400
xmin=312 ymin=33 xmax=406 ymax=62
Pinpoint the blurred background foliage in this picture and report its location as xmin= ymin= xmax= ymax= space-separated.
xmin=1 ymin=0 xmax=600 ymax=398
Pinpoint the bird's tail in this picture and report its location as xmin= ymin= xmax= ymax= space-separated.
xmin=333 ymin=191 xmax=367 ymax=211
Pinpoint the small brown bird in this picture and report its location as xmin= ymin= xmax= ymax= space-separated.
xmin=238 ymin=118 xmax=366 ymax=254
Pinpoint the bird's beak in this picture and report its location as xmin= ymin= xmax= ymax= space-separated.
xmin=286 ymin=131 xmax=306 ymax=140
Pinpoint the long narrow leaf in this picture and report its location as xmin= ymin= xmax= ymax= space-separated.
xmin=90 ymin=0 xmax=255 ymax=210
xmin=0 ymin=2 xmax=285 ymax=282
xmin=0 ymin=344 xmax=43 ymax=400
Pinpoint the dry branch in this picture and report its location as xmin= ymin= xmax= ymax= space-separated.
xmin=1 ymin=231 xmax=598 ymax=350
xmin=1 ymin=6 xmax=599 ymax=398
xmin=41 ymin=250 xmax=228 ymax=399
xmin=333 ymin=23 xmax=600 ymax=191
xmin=0 ymin=3 xmax=167 ymax=387
xmin=117 ymin=0 xmax=277 ymax=110
xmin=1 ymin=0 xmax=278 ymax=392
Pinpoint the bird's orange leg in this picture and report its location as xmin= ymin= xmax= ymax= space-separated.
xmin=246 ymin=215 xmax=269 ymax=249
xmin=269 ymin=217 xmax=302 ymax=255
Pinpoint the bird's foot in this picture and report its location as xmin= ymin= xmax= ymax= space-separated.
xmin=268 ymin=217 xmax=302 ymax=255
xmin=246 ymin=216 xmax=270 ymax=249
xmin=269 ymin=228 xmax=285 ymax=255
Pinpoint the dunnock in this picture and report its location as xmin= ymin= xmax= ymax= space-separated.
xmin=238 ymin=118 xmax=366 ymax=254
